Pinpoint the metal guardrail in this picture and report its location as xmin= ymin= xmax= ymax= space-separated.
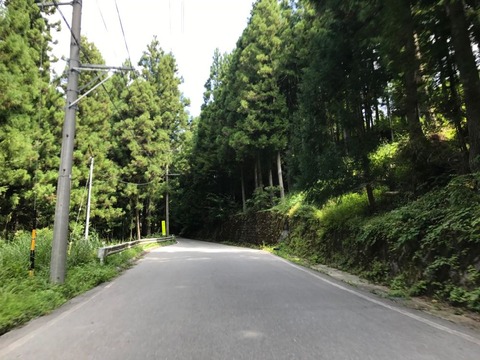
xmin=97 ymin=235 xmax=175 ymax=264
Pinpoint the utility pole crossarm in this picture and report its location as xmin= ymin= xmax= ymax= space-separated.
xmin=69 ymin=73 xmax=113 ymax=108
xmin=69 ymin=65 xmax=135 ymax=108
xmin=36 ymin=1 xmax=73 ymax=7
xmin=75 ymin=64 xmax=135 ymax=72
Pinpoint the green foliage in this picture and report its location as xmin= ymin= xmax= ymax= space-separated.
xmin=388 ymin=274 xmax=409 ymax=298
xmin=180 ymin=0 xmax=480 ymax=237
xmin=0 ymin=7 xmax=190 ymax=239
xmin=267 ymin=173 xmax=480 ymax=311
xmin=0 ymin=229 xmax=168 ymax=335
xmin=318 ymin=191 xmax=373 ymax=229
xmin=245 ymin=187 xmax=282 ymax=212
xmin=369 ymin=141 xmax=403 ymax=187
xmin=272 ymin=191 xmax=306 ymax=214
xmin=361 ymin=260 xmax=390 ymax=284
xmin=0 ymin=0 xmax=58 ymax=237
xmin=0 ymin=0 xmax=479 ymax=316
xmin=111 ymin=38 xmax=189 ymax=238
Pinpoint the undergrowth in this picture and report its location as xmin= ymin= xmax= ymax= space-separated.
xmin=0 ymin=230 xmax=170 ymax=335
xmin=274 ymin=174 xmax=480 ymax=312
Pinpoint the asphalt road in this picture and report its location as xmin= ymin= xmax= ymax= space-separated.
xmin=1 ymin=238 xmax=479 ymax=360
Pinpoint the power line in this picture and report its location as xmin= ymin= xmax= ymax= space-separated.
xmin=51 ymin=1 xmax=122 ymax=114
xmin=95 ymin=0 xmax=120 ymax=61
xmin=114 ymin=0 xmax=133 ymax=66
xmin=95 ymin=0 xmax=109 ymax=32
xmin=181 ymin=0 xmax=184 ymax=34
xmin=52 ymin=0 xmax=81 ymax=48
xmin=118 ymin=178 xmax=157 ymax=187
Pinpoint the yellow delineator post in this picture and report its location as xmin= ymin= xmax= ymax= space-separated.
xmin=29 ymin=229 xmax=37 ymax=277
xmin=162 ymin=221 xmax=166 ymax=237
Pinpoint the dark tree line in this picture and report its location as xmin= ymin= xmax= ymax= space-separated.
xmin=1 ymin=0 xmax=479 ymax=239
xmin=176 ymin=0 xmax=480 ymax=234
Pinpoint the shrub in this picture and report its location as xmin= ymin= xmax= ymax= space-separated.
xmin=276 ymin=173 xmax=480 ymax=311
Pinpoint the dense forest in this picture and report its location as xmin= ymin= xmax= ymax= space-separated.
xmin=0 ymin=0 xmax=190 ymax=240
xmin=1 ymin=0 xmax=480 ymax=244
xmin=176 ymin=0 xmax=480 ymax=234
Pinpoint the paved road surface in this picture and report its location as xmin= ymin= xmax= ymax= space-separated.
xmin=1 ymin=239 xmax=479 ymax=359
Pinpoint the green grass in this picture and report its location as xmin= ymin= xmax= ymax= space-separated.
xmin=0 ymin=230 xmax=174 ymax=335
xmin=262 ymin=243 xmax=312 ymax=267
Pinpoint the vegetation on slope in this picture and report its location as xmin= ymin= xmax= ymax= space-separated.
xmin=268 ymin=173 xmax=479 ymax=312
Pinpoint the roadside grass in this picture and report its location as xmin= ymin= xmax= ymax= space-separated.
xmin=0 ymin=230 xmax=173 ymax=335
xmin=262 ymin=243 xmax=311 ymax=268
xmin=265 ymin=175 xmax=480 ymax=313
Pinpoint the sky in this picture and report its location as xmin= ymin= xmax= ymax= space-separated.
xmin=50 ymin=0 xmax=256 ymax=117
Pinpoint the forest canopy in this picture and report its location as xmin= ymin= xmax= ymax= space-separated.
xmin=176 ymin=0 xmax=480 ymax=234
xmin=1 ymin=0 xmax=480 ymax=240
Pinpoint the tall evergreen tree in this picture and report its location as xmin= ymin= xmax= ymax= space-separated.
xmin=445 ymin=0 xmax=480 ymax=171
xmin=0 ymin=0 xmax=56 ymax=237
xmin=228 ymin=0 xmax=288 ymax=197
xmin=112 ymin=38 xmax=188 ymax=238
xmin=70 ymin=37 xmax=123 ymax=239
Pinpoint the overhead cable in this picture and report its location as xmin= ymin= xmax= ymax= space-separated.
xmin=51 ymin=0 xmax=122 ymax=114
xmin=114 ymin=0 xmax=133 ymax=66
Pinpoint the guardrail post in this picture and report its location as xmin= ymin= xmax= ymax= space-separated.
xmin=98 ymin=248 xmax=105 ymax=264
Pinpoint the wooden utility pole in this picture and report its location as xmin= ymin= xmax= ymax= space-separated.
xmin=50 ymin=0 xmax=82 ymax=284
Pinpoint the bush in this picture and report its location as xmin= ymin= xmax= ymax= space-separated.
xmin=279 ymin=189 xmax=381 ymax=268
xmin=318 ymin=191 xmax=371 ymax=229
xmin=355 ymin=173 xmax=480 ymax=306
xmin=276 ymin=174 xmax=480 ymax=311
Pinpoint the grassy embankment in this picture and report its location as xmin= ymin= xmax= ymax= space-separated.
xmin=0 ymin=231 xmax=173 ymax=335
xmin=268 ymin=173 xmax=480 ymax=312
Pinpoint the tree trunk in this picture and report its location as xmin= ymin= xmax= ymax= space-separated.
xmin=268 ymin=166 xmax=273 ymax=187
xmin=446 ymin=0 xmax=480 ymax=171
xmin=241 ymin=167 xmax=246 ymax=212
xmin=257 ymin=155 xmax=263 ymax=188
xmin=444 ymin=43 xmax=469 ymax=169
xmin=130 ymin=216 xmax=134 ymax=240
xmin=465 ymin=0 xmax=480 ymax=47
xmin=403 ymin=6 xmax=426 ymax=143
xmin=363 ymin=91 xmax=373 ymax=132
xmin=375 ymin=100 xmax=380 ymax=129
xmin=386 ymin=92 xmax=394 ymax=141
xmin=145 ymin=198 xmax=151 ymax=236
xmin=389 ymin=0 xmax=426 ymax=143
xmin=268 ymin=164 xmax=274 ymax=202
xmin=343 ymin=128 xmax=349 ymax=155
xmin=366 ymin=183 xmax=376 ymax=213
xmin=277 ymin=151 xmax=285 ymax=199
xmin=135 ymin=195 xmax=141 ymax=241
